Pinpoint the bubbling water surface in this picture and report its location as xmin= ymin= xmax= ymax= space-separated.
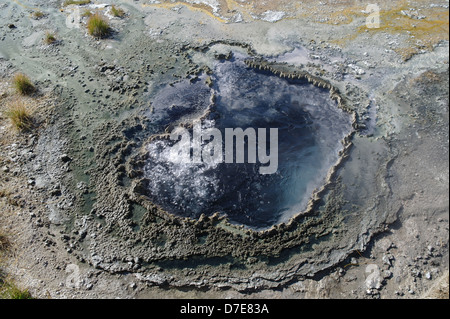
xmin=144 ymin=56 xmax=352 ymax=229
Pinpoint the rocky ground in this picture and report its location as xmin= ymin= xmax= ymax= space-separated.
xmin=0 ymin=0 xmax=448 ymax=299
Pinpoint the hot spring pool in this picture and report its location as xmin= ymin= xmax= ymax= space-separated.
xmin=144 ymin=55 xmax=352 ymax=229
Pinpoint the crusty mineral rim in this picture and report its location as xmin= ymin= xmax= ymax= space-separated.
xmin=130 ymin=42 xmax=358 ymax=235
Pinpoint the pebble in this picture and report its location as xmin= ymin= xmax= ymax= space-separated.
xmin=366 ymin=289 xmax=379 ymax=296
xmin=60 ymin=154 xmax=72 ymax=162
xmin=382 ymin=255 xmax=392 ymax=266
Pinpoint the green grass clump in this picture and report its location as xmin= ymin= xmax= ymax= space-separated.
xmin=110 ymin=5 xmax=125 ymax=18
xmin=0 ymin=280 xmax=33 ymax=299
xmin=4 ymin=99 xmax=33 ymax=132
xmin=63 ymin=0 xmax=91 ymax=6
xmin=32 ymin=10 xmax=45 ymax=19
xmin=0 ymin=233 xmax=32 ymax=299
xmin=87 ymin=13 xmax=110 ymax=38
xmin=44 ymin=32 xmax=57 ymax=45
xmin=12 ymin=73 xmax=35 ymax=95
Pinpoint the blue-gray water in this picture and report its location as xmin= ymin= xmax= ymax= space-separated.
xmin=144 ymin=56 xmax=352 ymax=229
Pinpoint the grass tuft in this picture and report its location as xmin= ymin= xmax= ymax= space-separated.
xmin=32 ymin=10 xmax=45 ymax=19
xmin=0 ymin=280 xmax=33 ymax=299
xmin=87 ymin=13 xmax=110 ymax=38
xmin=63 ymin=0 xmax=91 ymax=6
xmin=0 ymin=233 xmax=32 ymax=299
xmin=12 ymin=73 xmax=35 ymax=95
xmin=44 ymin=32 xmax=57 ymax=45
xmin=4 ymin=99 xmax=33 ymax=132
xmin=110 ymin=5 xmax=125 ymax=18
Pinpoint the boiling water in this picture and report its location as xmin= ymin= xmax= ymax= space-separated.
xmin=144 ymin=56 xmax=352 ymax=229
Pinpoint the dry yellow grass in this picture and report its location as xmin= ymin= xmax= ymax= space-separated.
xmin=110 ymin=5 xmax=125 ymax=18
xmin=3 ymin=99 xmax=33 ymax=132
xmin=87 ymin=13 xmax=110 ymax=38
xmin=11 ymin=73 xmax=35 ymax=96
xmin=44 ymin=32 xmax=57 ymax=45
xmin=422 ymin=273 xmax=450 ymax=299
xmin=63 ymin=0 xmax=91 ymax=6
xmin=0 ymin=232 xmax=32 ymax=299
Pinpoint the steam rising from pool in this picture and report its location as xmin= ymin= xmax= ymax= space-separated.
xmin=144 ymin=55 xmax=352 ymax=229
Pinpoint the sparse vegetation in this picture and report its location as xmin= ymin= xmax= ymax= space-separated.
xmin=87 ymin=13 xmax=110 ymax=38
xmin=63 ymin=0 xmax=91 ymax=6
xmin=11 ymin=73 xmax=35 ymax=95
xmin=4 ymin=99 xmax=33 ymax=132
xmin=0 ymin=233 xmax=32 ymax=299
xmin=44 ymin=31 xmax=57 ymax=45
xmin=81 ymin=9 xmax=92 ymax=18
xmin=110 ymin=5 xmax=125 ymax=18
xmin=32 ymin=10 xmax=45 ymax=20
xmin=0 ymin=281 xmax=33 ymax=299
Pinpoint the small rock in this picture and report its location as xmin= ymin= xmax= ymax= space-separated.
xmin=214 ymin=51 xmax=233 ymax=61
xmin=366 ymin=289 xmax=379 ymax=296
xmin=383 ymin=270 xmax=392 ymax=279
xmin=60 ymin=154 xmax=72 ymax=162
xmin=2 ymin=166 xmax=9 ymax=173
xmin=76 ymin=181 xmax=88 ymax=194
xmin=425 ymin=272 xmax=432 ymax=280
xmin=411 ymin=269 xmax=421 ymax=278
xmin=365 ymin=273 xmax=382 ymax=290
xmin=382 ymin=255 xmax=392 ymax=266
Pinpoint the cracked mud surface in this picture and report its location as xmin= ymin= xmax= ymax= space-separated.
xmin=0 ymin=0 xmax=448 ymax=299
